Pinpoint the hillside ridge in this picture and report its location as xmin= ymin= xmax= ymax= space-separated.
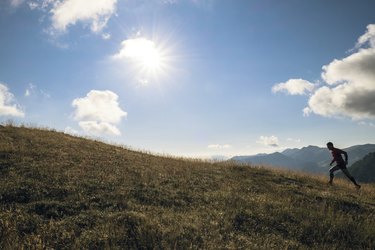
xmin=1 ymin=126 xmax=375 ymax=249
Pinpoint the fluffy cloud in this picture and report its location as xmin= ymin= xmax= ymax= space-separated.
xmin=112 ymin=38 xmax=160 ymax=62
xmin=0 ymin=83 xmax=24 ymax=117
xmin=25 ymin=0 xmax=117 ymax=34
xmin=78 ymin=121 xmax=121 ymax=136
xmin=72 ymin=90 xmax=127 ymax=123
xmin=26 ymin=0 xmax=56 ymax=11
xmin=357 ymin=23 xmax=375 ymax=48
xmin=309 ymin=43 xmax=375 ymax=119
xmin=72 ymin=90 xmax=127 ymax=136
xmin=275 ymin=24 xmax=375 ymax=120
xmin=272 ymin=79 xmax=315 ymax=95
xmin=51 ymin=0 xmax=117 ymax=33
xmin=256 ymin=136 xmax=279 ymax=147
xmin=64 ymin=126 xmax=79 ymax=135
xmin=208 ymin=144 xmax=232 ymax=149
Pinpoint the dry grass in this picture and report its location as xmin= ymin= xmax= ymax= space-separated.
xmin=1 ymin=125 xmax=375 ymax=249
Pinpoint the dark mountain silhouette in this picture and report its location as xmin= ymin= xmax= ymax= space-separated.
xmin=284 ymin=145 xmax=328 ymax=166
xmin=346 ymin=152 xmax=375 ymax=183
xmin=280 ymin=148 xmax=300 ymax=157
xmin=231 ymin=144 xmax=375 ymax=174
xmin=344 ymin=144 xmax=375 ymax=165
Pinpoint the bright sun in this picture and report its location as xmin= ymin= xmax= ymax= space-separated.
xmin=140 ymin=45 xmax=163 ymax=72
xmin=114 ymin=37 xmax=169 ymax=82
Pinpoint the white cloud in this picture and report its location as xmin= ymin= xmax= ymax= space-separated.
xmin=72 ymin=90 xmax=127 ymax=136
xmin=302 ymin=107 xmax=311 ymax=117
xmin=0 ymin=83 xmax=25 ymax=117
xmin=356 ymin=24 xmax=375 ymax=48
xmin=256 ymin=135 xmax=279 ymax=147
xmin=64 ymin=126 xmax=79 ymax=135
xmin=25 ymin=83 xmax=36 ymax=97
xmin=112 ymin=37 xmax=159 ymax=61
xmin=208 ymin=144 xmax=232 ymax=149
xmin=27 ymin=0 xmax=55 ymax=11
xmin=275 ymin=24 xmax=375 ymax=121
xmin=24 ymin=83 xmax=50 ymax=98
xmin=78 ymin=121 xmax=121 ymax=136
xmin=28 ymin=1 xmax=39 ymax=10
xmin=72 ymin=90 xmax=127 ymax=123
xmin=50 ymin=0 xmax=117 ymax=33
xmin=272 ymin=79 xmax=315 ymax=95
xmin=25 ymin=89 xmax=31 ymax=97
xmin=102 ymin=33 xmax=111 ymax=40
xmin=308 ymin=46 xmax=375 ymax=119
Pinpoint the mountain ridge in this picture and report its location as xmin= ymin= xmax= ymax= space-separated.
xmin=345 ymin=152 xmax=375 ymax=183
xmin=231 ymin=144 xmax=375 ymax=174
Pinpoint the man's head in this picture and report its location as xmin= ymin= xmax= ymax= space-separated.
xmin=327 ymin=142 xmax=334 ymax=150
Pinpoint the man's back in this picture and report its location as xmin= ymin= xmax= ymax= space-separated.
xmin=331 ymin=147 xmax=345 ymax=164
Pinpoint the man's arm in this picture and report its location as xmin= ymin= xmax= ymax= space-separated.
xmin=330 ymin=159 xmax=335 ymax=166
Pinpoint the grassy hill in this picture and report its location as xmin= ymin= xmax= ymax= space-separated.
xmin=1 ymin=125 xmax=375 ymax=249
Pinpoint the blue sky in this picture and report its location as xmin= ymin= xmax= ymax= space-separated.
xmin=1 ymin=0 xmax=375 ymax=158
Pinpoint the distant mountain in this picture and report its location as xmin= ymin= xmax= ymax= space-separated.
xmin=231 ymin=152 xmax=301 ymax=170
xmin=347 ymin=152 xmax=375 ymax=183
xmin=345 ymin=144 xmax=375 ymax=165
xmin=281 ymin=148 xmax=300 ymax=157
xmin=231 ymin=144 xmax=375 ymax=174
xmin=284 ymin=146 xmax=328 ymax=166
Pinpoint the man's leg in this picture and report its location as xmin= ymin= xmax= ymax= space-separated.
xmin=341 ymin=168 xmax=361 ymax=188
xmin=329 ymin=165 xmax=340 ymax=184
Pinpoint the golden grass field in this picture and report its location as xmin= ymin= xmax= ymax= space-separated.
xmin=1 ymin=125 xmax=375 ymax=249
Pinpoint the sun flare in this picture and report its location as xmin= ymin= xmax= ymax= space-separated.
xmin=140 ymin=45 xmax=163 ymax=72
xmin=113 ymin=37 xmax=170 ymax=83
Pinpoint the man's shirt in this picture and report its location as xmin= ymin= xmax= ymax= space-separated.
xmin=331 ymin=148 xmax=346 ymax=164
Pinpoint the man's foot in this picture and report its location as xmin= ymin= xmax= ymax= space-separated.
xmin=355 ymin=184 xmax=361 ymax=189
xmin=328 ymin=181 xmax=333 ymax=185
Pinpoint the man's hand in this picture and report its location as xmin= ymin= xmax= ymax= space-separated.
xmin=345 ymin=161 xmax=348 ymax=166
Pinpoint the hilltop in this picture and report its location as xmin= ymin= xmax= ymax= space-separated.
xmin=1 ymin=126 xmax=375 ymax=249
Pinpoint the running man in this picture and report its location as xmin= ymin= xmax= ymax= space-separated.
xmin=327 ymin=142 xmax=361 ymax=189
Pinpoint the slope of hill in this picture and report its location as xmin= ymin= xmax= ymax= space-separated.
xmin=348 ymin=152 xmax=375 ymax=183
xmin=1 ymin=125 xmax=375 ymax=249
